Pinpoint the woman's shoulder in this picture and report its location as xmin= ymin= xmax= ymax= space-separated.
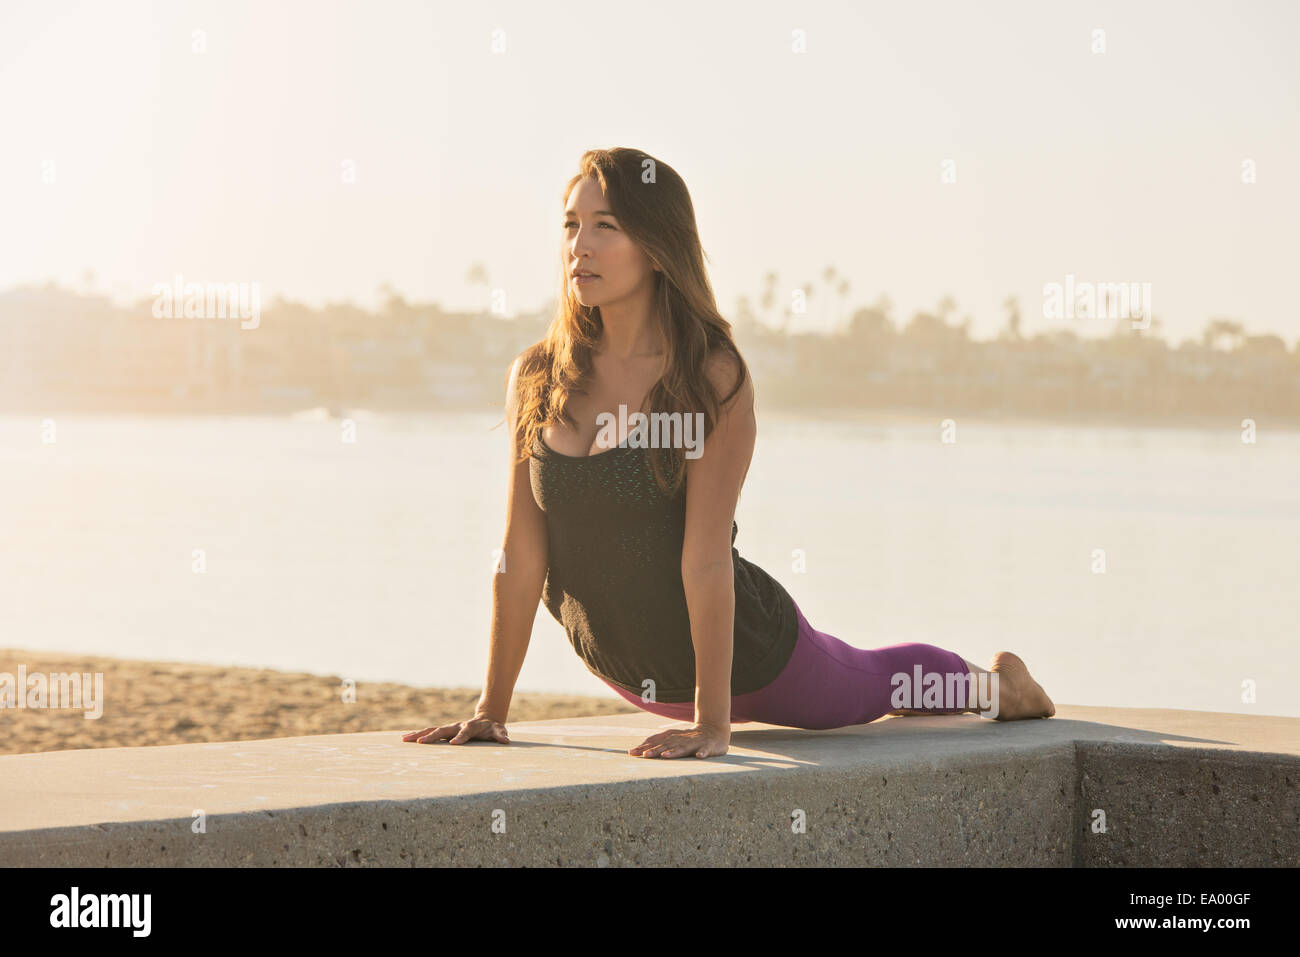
xmin=511 ymin=341 xmax=550 ymax=376
xmin=704 ymin=346 xmax=751 ymax=408
xmin=507 ymin=342 xmax=551 ymax=393
xmin=505 ymin=342 xmax=552 ymax=426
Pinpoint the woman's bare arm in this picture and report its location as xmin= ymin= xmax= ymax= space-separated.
xmin=679 ymin=351 xmax=756 ymax=731
xmin=475 ymin=350 xmax=550 ymax=723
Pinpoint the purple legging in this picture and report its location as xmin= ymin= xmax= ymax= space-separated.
xmin=600 ymin=600 xmax=971 ymax=729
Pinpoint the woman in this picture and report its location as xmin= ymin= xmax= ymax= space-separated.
xmin=402 ymin=147 xmax=1054 ymax=760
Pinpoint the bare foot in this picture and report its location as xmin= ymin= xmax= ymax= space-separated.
xmin=986 ymin=652 xmax=1055 ymax=720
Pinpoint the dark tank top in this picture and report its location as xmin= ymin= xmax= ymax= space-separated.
xmin=529 ymin=428 xmax=799 ymax=703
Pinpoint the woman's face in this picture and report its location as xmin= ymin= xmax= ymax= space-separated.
xmin=563 ymin=176 xmax=657 ymax=306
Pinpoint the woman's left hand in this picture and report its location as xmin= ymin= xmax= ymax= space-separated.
xmin=629 ymin=723 xmax=730 ymax=759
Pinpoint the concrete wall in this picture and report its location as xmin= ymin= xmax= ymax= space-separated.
xmin=2 ymin=705 xmax=1296 ymax=866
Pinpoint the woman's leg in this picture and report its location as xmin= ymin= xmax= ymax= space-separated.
xmin=888 ymin=652 xmax=1056 ymax=720
xmin=887 ymin=656 xmax=986 ymax=716
xmin=600 ymin=605 xmax=1054 ymax=729
xmin=728 ymin=603 xmax=974 ymax=729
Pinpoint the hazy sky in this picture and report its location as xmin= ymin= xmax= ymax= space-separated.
xmin=3 ymin=0 xmax=1298 ymax=345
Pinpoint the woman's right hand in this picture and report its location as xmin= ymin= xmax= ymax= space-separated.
xmin=400 ymin=714 xmax=509 ymax=745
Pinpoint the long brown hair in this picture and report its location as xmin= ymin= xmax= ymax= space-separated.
xmin=507 ymin=147 xmax=750 ymax=496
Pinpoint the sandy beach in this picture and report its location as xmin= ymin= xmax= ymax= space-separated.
xmin=0 ymin=649 xmax=641 ymax=756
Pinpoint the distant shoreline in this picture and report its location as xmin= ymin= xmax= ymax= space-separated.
xmin=766 ymin=407 xmax=1300 ymax=433
xmin=2 ymin=403 xmax=1295 ymax=433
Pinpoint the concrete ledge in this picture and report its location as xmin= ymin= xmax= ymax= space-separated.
xmin=1 ymin=705 xmax=1296 ymax=866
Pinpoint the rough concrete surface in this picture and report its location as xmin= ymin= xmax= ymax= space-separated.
xmin=1 ymin=704 xmax=1296 ymax=866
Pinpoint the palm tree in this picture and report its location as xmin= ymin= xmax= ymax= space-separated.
xmin=836 ymin=278 xmax=852 ymax=331
xmin=816 ymin=265 xmax=852 ymax=331
xmin=782 ymin=278 xmax=814 ymax=334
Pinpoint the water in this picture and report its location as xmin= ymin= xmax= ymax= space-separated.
xmin=1 ymin=412 xmax=1296 ymax=718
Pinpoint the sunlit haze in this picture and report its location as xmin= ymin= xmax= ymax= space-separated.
xmin=3 ymin=0 xmax=1298 ymax=345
